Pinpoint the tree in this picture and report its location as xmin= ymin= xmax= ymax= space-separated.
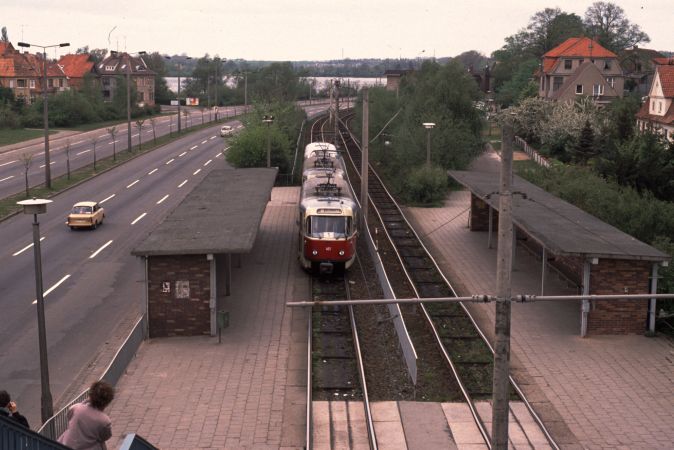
xmin=525 ymin=8 xmax=585 ymax=56
xmin=135 ymin=119 xmax=145 ymax=149
xmin=144 ymin=52 xmax=172 ymax=104
xmin=107 ymin=126 xmax=118 ymax=160
xmin=64 ymin=140 xmax=71 ymax=179
xmin=76 ymin=46 xmax=108 ymax=64
xmin=583 ymin=2 xmax=649 ymax=52
xmin=20 ymin=153 xmax=31 ymax=197
xmin=1 ymin=27 xmax=8 ymax=42
xmin=572 ymin=120 xmax=596 ymax=164
xmin=149 ymin=118 xmax=157 ymax=144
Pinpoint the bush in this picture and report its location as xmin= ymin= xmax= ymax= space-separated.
xmin=226 ymin=126 xmax=292 ymax=171
xmin=402 ymin=165 xmax=448 ymax=205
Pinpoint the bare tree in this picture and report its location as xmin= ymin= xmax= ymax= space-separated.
xmin=149 ymin=118 xmax=157 ymax=144
xmin=90 ymin=136 xmax=99 ymax=171
xmin=201 ymin=107 xmax=205 ymax=124
xmin=135 ymin=119 xmax=146 ymax=150
xmin=64 ymin=140 xmax=71 ymax=179
xmin=182 ymin=110 xmax=190 ymax=129
xmin=107 ymin=126 xmax=118 ymax=161
xmin=20 ymin=153 xmax=32 ymax=197
xmin=583 ymin=1 xmax=650 ymax=51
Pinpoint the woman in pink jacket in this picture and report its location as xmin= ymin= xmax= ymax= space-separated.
xmin=58 ymin=381 xmax=115 ymax=450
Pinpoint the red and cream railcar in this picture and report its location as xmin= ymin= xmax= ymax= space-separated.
xmin=299 ymin=143 xmax=358 ymax=274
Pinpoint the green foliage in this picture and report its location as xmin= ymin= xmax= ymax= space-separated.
xmin=583 ymin=1 xmax=650 ymax=52
xmin=495 ymin=59 xmax=539 ymax=107
xmin=401 ymin=165 xmax=448 ymax=204
xmin=571 ymin=120 xmax=596 ymax=164
xmin=226 ymin=125 xmax=291 ymax=171
xmin=144 ymin=52 xmax=172 ymax=105
xmin=352 ymin=61 xmax=483 ymax=205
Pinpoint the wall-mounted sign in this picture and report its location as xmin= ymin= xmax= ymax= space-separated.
xmin=186 ymin=97 xmax=199 ymax=106
xmin=170 ymin=100 xmax=179 ymax=106
xmin=175 ymin=280 xmax=190 ymax=299
xmin=161 ymin=282 xmax=171 ymax=293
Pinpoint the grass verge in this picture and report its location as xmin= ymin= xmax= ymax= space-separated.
xmin=0 ymin=129 xmax=57 ymax=146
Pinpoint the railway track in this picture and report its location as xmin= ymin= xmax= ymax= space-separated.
xmin=335 ymin=113 xmax=559 ymax=449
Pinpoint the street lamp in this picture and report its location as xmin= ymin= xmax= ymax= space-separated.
xmin=263 ymin=115 xmax=274 ymax=168
xmin=164 ymin=56 xmax=192 ymax=132
xmin=16 ymin=198 xmax=54 ymax=424
xmin=123 ymin=51 xmax=146 ymax=152
xmin=17 ymin=41 xmax=69 ymax=189
xmin=422 ymin=122 xmax=435 ymax=166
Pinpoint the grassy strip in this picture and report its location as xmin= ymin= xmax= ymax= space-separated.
xmin=61 ymin=113 xmax=173 ymax=132
xmin=0 ymin=118 xmax=238 ymax=221
xmin=0 ymin=129 xmax=57 ymax=146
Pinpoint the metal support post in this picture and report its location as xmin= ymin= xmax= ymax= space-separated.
xmin=360 ymin=88 xmax=369 ymax=227
xmin=177 ymin=73 xmax=182 ymax=132
xmin=649 ymin=263 xmax=659 ymax=333
xmin=126 ymin=58 xmax=132 ymax=151
xmin=541 ymin=247 xmax=547 ymax=295
xmin=581 ymin=260 xmax=591 ymax=337
xmin=487 ymin=207 xmax=493 ymax=249
xmin=42 ymin=49 xmax=51 ymax=188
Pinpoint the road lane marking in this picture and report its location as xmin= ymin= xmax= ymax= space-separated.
xmin=76 ymin=149 xmax=91 ymax=155
xmin=100 ymin=194 xmax=115 ymax=204
xmin=108 ymin=140 xmax=119 ymax=145
xmin=148 ymin=168 xmax=158 ymax=175
xmin=179 ymin=151 xmax=187 ymax=157
xmin=131 ymin=212 xmax=147 ymax=225
xmin=126 ymin=179 xmax=140 ymax=188
xmin=0 ymin=160 xmax=17 ymax=167
xmin=178 ymin=179 xmax=188 ymax=188
xmin=131 ymin=133 xmax=139 ymax=138
xmin=193 ymin=169 xmax=201 ymax=175
xmin=0 ymin=175 xmax=15 ymax=182
xmin=156 ymin=194 xmax=169 ymax=205
xmin=12 ymin=237 xmax=45 ymax=256
xmin=89 ymin=240 xmax=113 ymax=259
xmin=32 ymin=274 xmax=71 ymax=304
xmin=190 ymin=145 xmax=198 ymax=150
xmin=39 ymin=161 xmax=56 ymax=168
xmin=201 ymin=140 xmax=207 ymax=144
xmin=165 ymin=158 xmax=175 ymax=165
xmin=215 ymin=152 xmax=222 ymax=158
xmin=204 ymin=159 xmax=212 ymax=166
xmin=99 ymin=133 xmax=107 ymax=138
xmin=73 ymin=140 xmax=84 ymax=145
xmin=210 ymin=136 xmax=216 ymax=140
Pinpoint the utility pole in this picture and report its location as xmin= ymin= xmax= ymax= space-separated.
xmin=214 ymin=59 xmax=219 ymax=122
xmin=360 ymin=88 xmax=369 ymax=226
xmin=492 ymin=123 xmax=514 ymax=449
xmin=126 ymin=55 xmax=132 ymax=151
xmin=334 ymin=79 xmax=340 ymax=147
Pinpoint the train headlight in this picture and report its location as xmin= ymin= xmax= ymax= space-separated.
xmin=312 ymin=250 xmax=318 ymax=256
xmin=339 ymin=250 xmax=345 ymax=256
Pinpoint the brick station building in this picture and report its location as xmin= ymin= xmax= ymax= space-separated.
xmin=450 ymin=170 xmax=670 ymax=336
xmin=132 ymin=168 xmax=277 ymax=338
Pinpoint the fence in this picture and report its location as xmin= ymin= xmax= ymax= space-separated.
xmin=0 ymin=415 xmax=70 ymax=450
xmin=514 ymin=136 xmax=551 ymax=168
xmin=38 ymin=315 xmax=146 ymax=440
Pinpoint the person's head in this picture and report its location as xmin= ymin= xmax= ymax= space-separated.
xmin=0 ymin=390 xmax=10 ymax=408
xmin=88 ymin=381 xmax=114 ymax=411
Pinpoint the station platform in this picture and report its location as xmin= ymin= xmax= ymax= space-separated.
xmin=402 ymin=149 xmax=674 ymax=450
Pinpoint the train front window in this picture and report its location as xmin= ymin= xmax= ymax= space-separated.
xmin=308 ymin=216 xmax=347 ymax=238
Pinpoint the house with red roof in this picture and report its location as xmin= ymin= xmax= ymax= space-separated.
xmin=539 ymin=37 xmax=624 ymax=105
xmin=636 ymin=59 xmax=674 ymax=142
xmin=96 ymin=51 xmax=156 ymax=106
xmin=58 ymin=53 xmax=97 ymax=90
xmin=0 ymin=41 xmax=68 ymax=104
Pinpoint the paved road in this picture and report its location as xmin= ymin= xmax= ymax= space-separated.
xmin=0 ymin=105 xmax=249 ymax=199
xmin=0 ymin=121 xmax=237 ymax=427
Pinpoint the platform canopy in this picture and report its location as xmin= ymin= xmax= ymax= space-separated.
xmin=133 ymin=168 xmax=277 ymax=256
xmin=449 ymin=170 xmax=670 ymax=262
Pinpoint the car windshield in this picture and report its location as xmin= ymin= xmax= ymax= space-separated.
xmin=308 ymin=216 xmax=348 ymax=238
xmin=72 ymin=206 xmax=92 ymax=214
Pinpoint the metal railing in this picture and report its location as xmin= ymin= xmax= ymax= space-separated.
xmin=0 ymin=415 xmax=70 ymax=450
xmin=39 ymin=315 xmax=146 ymax=440
xmin=514 ymin=136 xmax=551 ymax=168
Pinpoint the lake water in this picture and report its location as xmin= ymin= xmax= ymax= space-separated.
xmin=165 ymin=76 xmax=383 ymax=93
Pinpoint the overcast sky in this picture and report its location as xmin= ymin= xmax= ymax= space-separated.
xmin=3 ymin=0 xmax=672 ymax=61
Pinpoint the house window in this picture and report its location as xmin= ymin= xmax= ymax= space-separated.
xmin=17 ymin=79 xmax=26 ymax=88
xmin=593 ymin=84 xmax=604 ymax=96
xmin=553 ymin=77 xmax=563 ymax=92
xmin=659 ymin=102 xmax=662 ymax=113
xmin=564 ymin=59 xmax=572 ymax=70
xmin=29 ymin=79 xmax=36 ymax=89
xmin=48 ymin=79 xmax=54 ymax=88
xmin=604 ymin=61 xmax=612 ymax=70
xmin=579 ymin=59 xmax=584 ymax=65
xmin=606 ymin=77 xmax=614 ymax=88
xmin=138 ymin=92 xmax=144 ymax=101
xmin=149 ymin=91 xmax=154 ymax=101
xmin=9 ymin=79 xmax=14 ymax=88
xmin=576 ymin=84 xmax=583 ymax=94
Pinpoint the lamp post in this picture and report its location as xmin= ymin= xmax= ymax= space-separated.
xmin=422 ymin=122 xmax=435 ymax=166
xmin=17 ymin=42 xmax=69 ymax=189
xmin=16 ymin=198 xmax=54 ymax=424
xmin=123 ymin=51 xmax=146 ymax=152
xmin=165 ymin=56 xmax=192 ymax=132
xmin=263 ymin=115 xmax=274 ymax=168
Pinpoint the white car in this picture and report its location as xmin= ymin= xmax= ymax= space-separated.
xmin=220 ymin=125 xmax=234 ymax=137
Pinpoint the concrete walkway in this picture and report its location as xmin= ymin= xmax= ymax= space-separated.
xmin=402 ymin=149 xmax=674 ymax=450
xmin=106 ymin=187 xmax=309 ymax=449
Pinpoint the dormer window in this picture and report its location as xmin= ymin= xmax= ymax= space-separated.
xmin=105 ymin=65 xmax=115 ymax=71
xmin=564 ymin=59 xmax=572 ymax=70
xmin=606 ymin=77 xmax=614 ymax=88
xmin=604 ymin=61 xmax=611 ymax=70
